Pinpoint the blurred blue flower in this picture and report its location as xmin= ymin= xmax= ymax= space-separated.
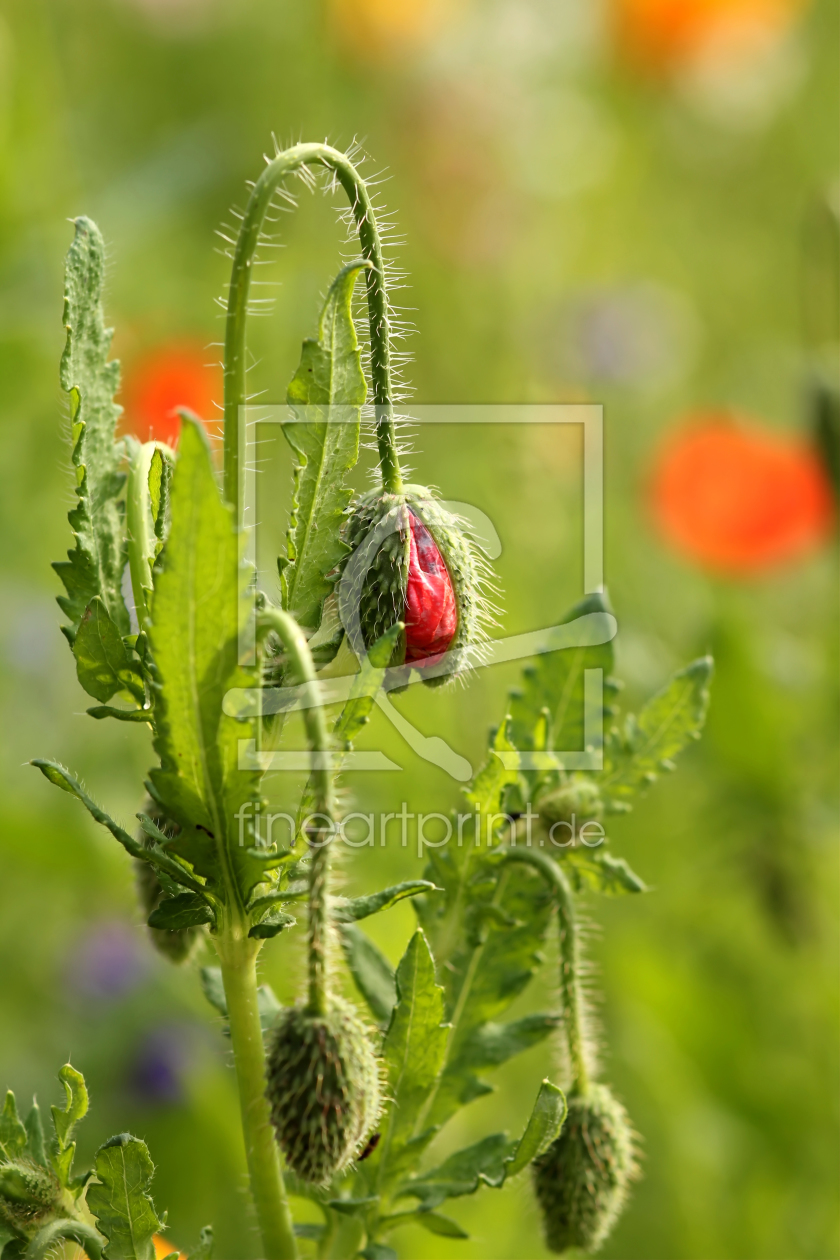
xmin=70 ymin=921 xmax=148 ymax=999
xmin=129 ymin=1025 xmax=191 ymax=1105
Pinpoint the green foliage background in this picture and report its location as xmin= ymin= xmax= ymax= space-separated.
xmin=0 ymin=1 xmax=837 ymax=1257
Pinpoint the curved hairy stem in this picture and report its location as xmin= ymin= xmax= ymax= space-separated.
xmin=225 ymin=142 xmax=402 ymax=520
xmin=501 ymin=848 xmax=591 ymax=1095
xmin=257 ymin=607 xmax=335 ymax=1017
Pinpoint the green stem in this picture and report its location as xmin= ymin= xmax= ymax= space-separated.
xmin=216 ymin=931 xmax=298 ymax=1260
xmin=501 ymin=848 xmax=590 ymax=1095
xmin=124 ymin=437 xmax=155 ymax=630
xmin=224 ymin=142 xmax=402 ymax=521
xmin=257 ymin=607 xmax=335 ymax=1017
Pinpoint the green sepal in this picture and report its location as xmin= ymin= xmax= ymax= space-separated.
xmin=74 ymin=599 xmax=145 ymax=705
xmin=334 ymin=880 xmax=438 ymax=924
xmin=281 ymin=261 xmax=367 ymax=629
xmin=148 ymin=445 xmax=173 ymax=561
xmin=339 ymin=923 xmax=397 ymax=1025
xmin=87 ymin=1134 xmax=161 ymax=1260
xmin=147 ymin=894 xmax=214 ymax=931
xmin=52 ymin=218 xmax=129 ymax=644
xmin=602 ymin=656 xmax=713 ymax=808
xmin=505 ymin=1079 xmax=567 ymax=1176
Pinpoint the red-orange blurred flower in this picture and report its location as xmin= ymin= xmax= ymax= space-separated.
xmin=612 ymin=0 xmax=807 ymax=72
xmin=327 ymin=0 xmax=459 ymax=60
xmin=122 ymin=343 xmax=221 ymax=448
xmin=650 ymin=414 xmax=834 ymax=573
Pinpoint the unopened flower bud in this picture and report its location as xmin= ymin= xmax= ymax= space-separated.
xmin=533 ymin=1084 xmax=636 ymax=1254
xmin=340 ymin=485 xmax=490 ymax=685
xmin=0 ymin=1160 xmax=61 ymax=1234
xmin=265 ymin=998 xmax=380 ymax=1185
xmin=539 ymin=781 xmax=604 ymax=832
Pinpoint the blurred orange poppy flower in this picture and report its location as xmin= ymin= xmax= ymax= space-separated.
xmin=153 ymin=1235 xmax=180 ymax=1259
xmin=650 ymin=413 xmax=834 ymax=573
xmin=613 ymin=0 xmax=808 ymax=71
xmin=122 ymin=343 xmax=221 ymax=448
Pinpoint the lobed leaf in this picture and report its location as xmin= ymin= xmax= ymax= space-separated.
xmin=0 ymin=1093 xmax=26 ymax=1160
xmin=87 ymin=1135 xmax=161 ymax=1260
xmin=333 ymin=880 xmax=438 ymax=924
xmin=602 ymin=657 xmax=713 ymax=806
xmin=147 ymin=893 xmax=214 ymax=931
xmin=564 ymin=848 xmax=647 ymax=895
xmin=53 ymin=218 xmax=128 ymax=644
xmin=73 ymin=599 xmax=144 ymax=704
xmin=281 ymin=261 xmax=367 ymax=630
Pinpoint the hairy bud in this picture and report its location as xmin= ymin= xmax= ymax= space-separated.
xmin=134 ymin=801 xmax=201 ymax=964
xmin=539 ymin=780 xmax=604 ymax=831
xmin=533 ymin=1085 xmax=636 ymax=1254
xmin=265 ymin=997 xmax=380 ymax=1184
xmin=340 ymin=485 xmax=490 ymax=685
xmin=0 ymin=1160 xmax=61 ymax=1234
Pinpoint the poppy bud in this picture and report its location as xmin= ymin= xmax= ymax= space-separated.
xmin=539 ymin=781 xmax=604 ymax=833
xmin=134 ymin=802 xmax=202 ymax=964
xmin=265 ymin=998 xmax=381 ymax=1185
xmin=340 ymin=485 xmax=490 ymax=685
xmin=0 ymin=1160 xmax=61 ymax=1235
xmin=533 ymin=1084 xmax=636 ymax=1254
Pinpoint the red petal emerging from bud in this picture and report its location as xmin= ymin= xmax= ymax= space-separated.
xmin=404 ymin=511 xmax=457 ymax=664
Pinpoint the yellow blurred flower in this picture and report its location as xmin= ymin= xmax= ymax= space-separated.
xmin=327 ymin=0 xmax=465 ymax=59
xmin=153 ymin=1236 xmax=181 ymax=1260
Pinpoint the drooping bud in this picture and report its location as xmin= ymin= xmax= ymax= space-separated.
xmin=339 ymin=484 xmax=491 ymax=685
xmin=265 ymin=997 xmax=380 ymax=1184
xmin=134 ymin=801 xmax=202 ymax=964
xmin=532 ymin=1084 xmax=636 ymax=1254
xmin=0 ymin=1160 xmax=61 ymax=1235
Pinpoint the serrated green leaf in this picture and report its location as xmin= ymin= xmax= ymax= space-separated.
xmin=51 ymin=1065 xmax=88 ymax=1154
xmin=0 ymin=1092 xmax=26 ymax=1160
xmin=53 ymin=218 xmax=128 ymax=644
xmin=147 ymin=893 xmax=214 ymax=931
xmin=199 ymin=967 xmax=227 ymax=1017
xmin=423 ymin=862 xmax=554 ymax=1130
xmin=87 ymin=1134 xmax=161 ymax=1260
xmin=340 ymin=923 xmax=397 ymax=1025
xmin=509 ymin=591 xmax=615 ymax=758
xmin=74 ymin=599 xmax=145 ymax=704
xmin=333 ymin=622 xmax=404 ymax=743
xmin=24 ymin=1101 xmax=47 ymax=1168
xmin=415 ymin=1212 xmax=469 ymax=1240
xmin=377 ymin=932 xmax=448 ymax=1183
xmin=281 ymin=261 xmax=367 ymax=629
xmin=459 ymin=1014 xmax=560 ymax=1070
xmin=334 ymin=880 xmax=438 ymax=924
xmin=564 ymin=848 xmax=647 ymax=895
xmin=402 ymin=1134 xmax=513 ymax=1208
xmin=147 ymin=419 xmax=262 ymax=899
xmin=602 ymin=656 xmax=713 ymax=805
xmin=505 ymin=1079 xmax=566 ymax=1176
xmin=187 ymin=1226 xmax=213 ymax=1260
xmin=31 ymin=762 xmax=201 ymax=894
xmin=248 ymin=908 xmax=296 ymax=939
xmin=463 ymin=718 xmax=521 ymax=815
xmin=24 ymin=1218 xmax=104 ymax=1260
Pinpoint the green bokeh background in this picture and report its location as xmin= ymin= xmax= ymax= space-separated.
xmin=0 ymin=2 xmax=837 ymax=1257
